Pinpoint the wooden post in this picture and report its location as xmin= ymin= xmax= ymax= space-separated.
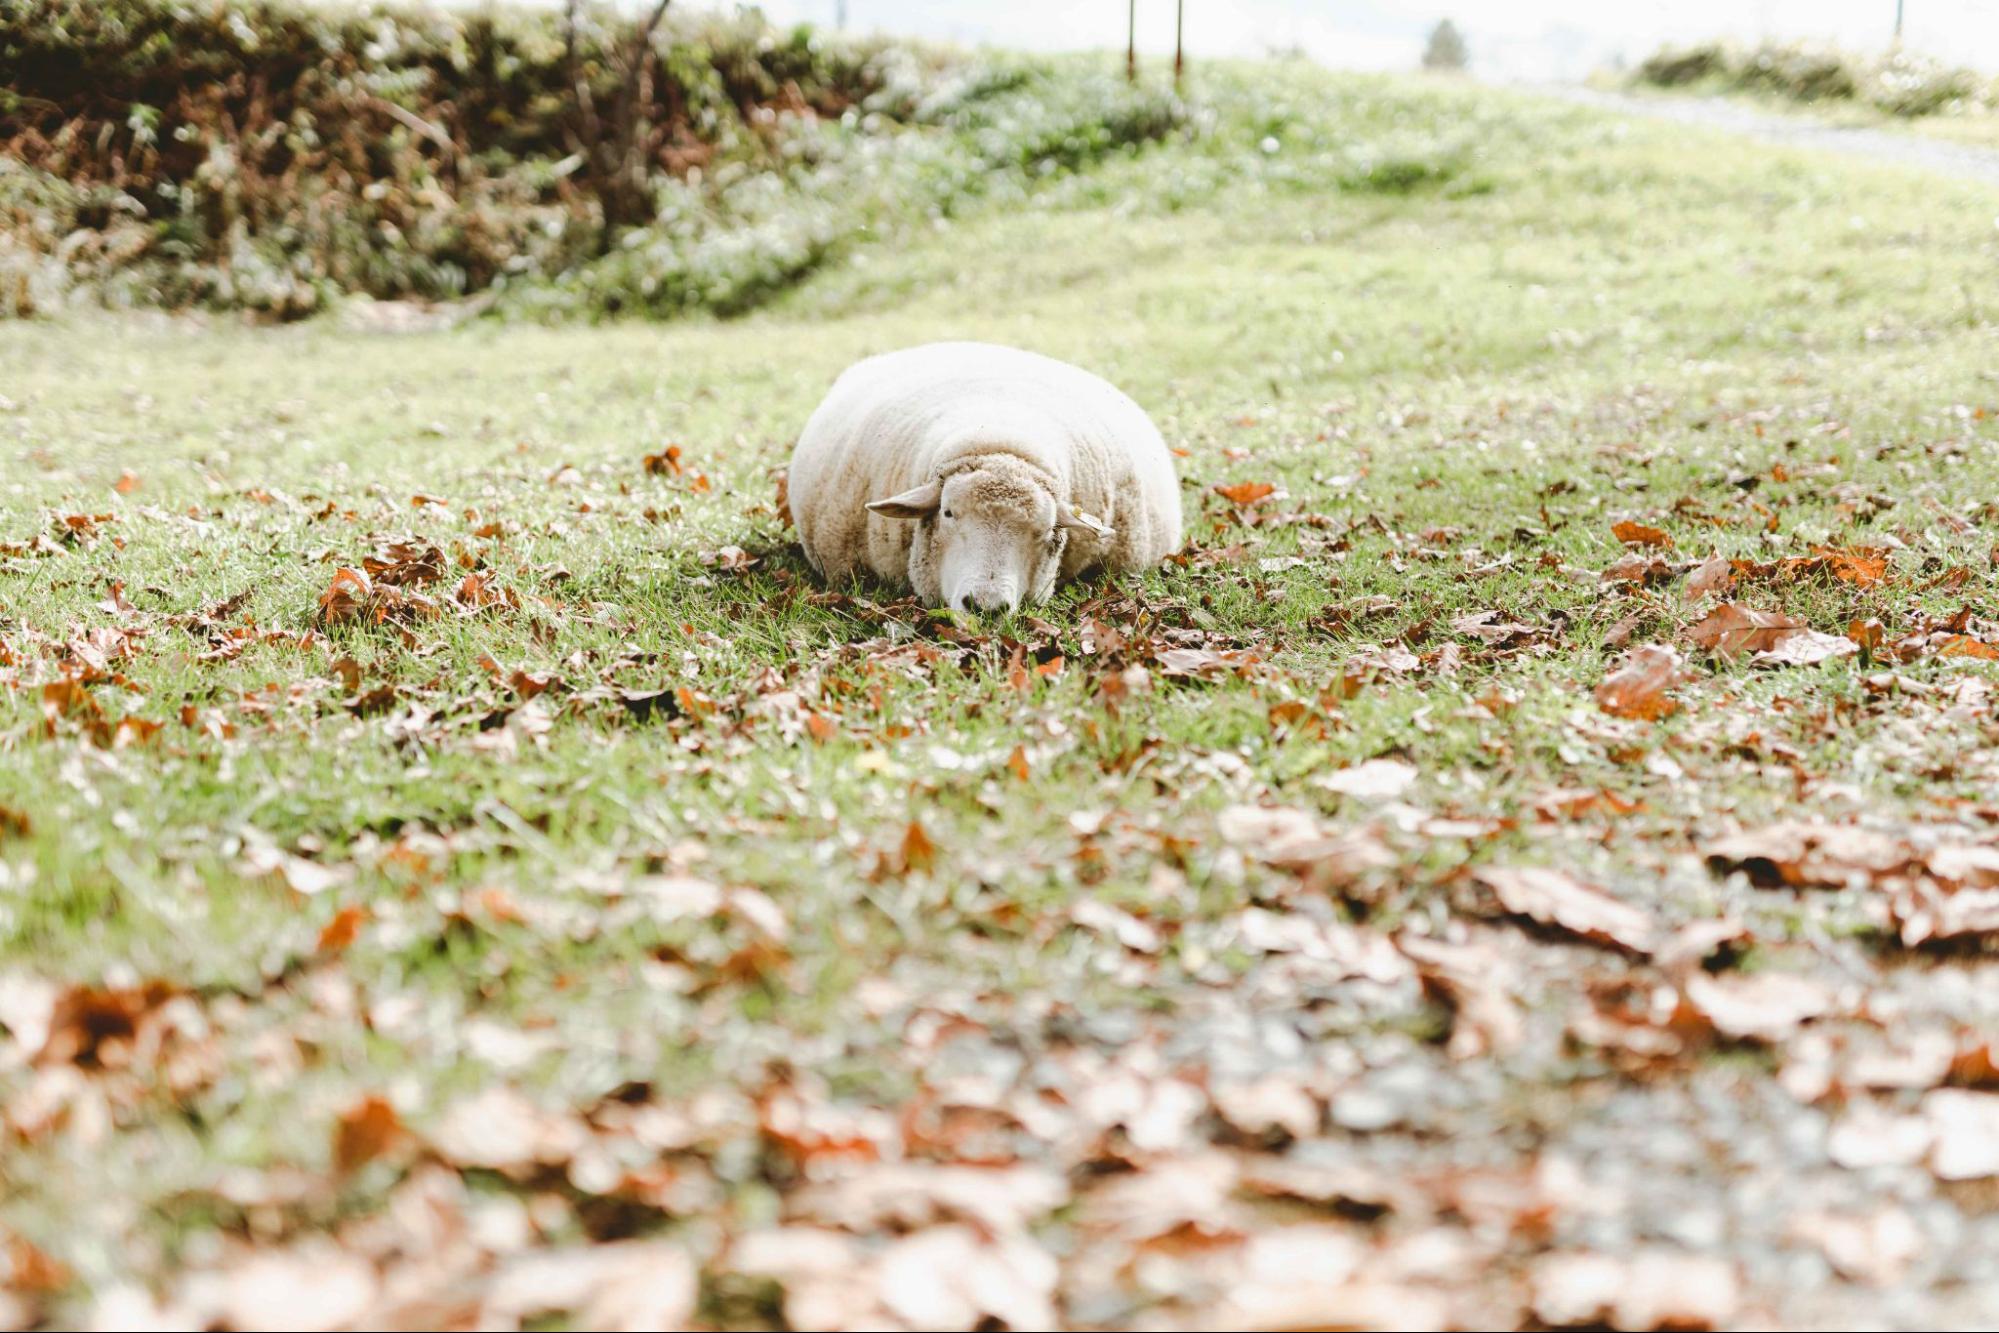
xmin=1174 ymin=0 xmax=1184 ymax=84
xmin=1127 ymin=0 xmax=1137 ymax=82
xmin=1894 ymin=0 xmax=1905 ymax=41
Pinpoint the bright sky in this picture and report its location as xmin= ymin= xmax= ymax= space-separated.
xmin=446 ymin=2 xmax=1999 ymax=79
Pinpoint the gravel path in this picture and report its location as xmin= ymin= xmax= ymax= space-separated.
xmin=1545 ymin=86 xmax=1999 ymax=188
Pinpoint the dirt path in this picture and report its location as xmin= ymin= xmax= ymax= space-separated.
xmin=1546 ymin=86 xmax=1999 ymax=187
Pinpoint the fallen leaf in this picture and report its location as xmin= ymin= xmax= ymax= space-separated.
xmin=1703 ymin=822 xmax=1910 ymax=888
xmin=1789 ymin=1207 xmax=1922 ymax=1286
xmin=876 ymin=1225 xmax=1057 ymax=1332
xmin=1612 ymin=520 xmax=1673 ymax=549
xmin=900 ymin=821 xmax=937 ymax=874
xmin=1214 ymin=481 xmax=1276 ymax=506
xmin=212 ymin=1243 xmax=377 ymax=1333
xmin=1683 ymin=971 xmax=1834 ymax=1042
xmin=1938 ymin=635 xmax=1999 ymax=660
xmin=316 ymin=905 xmax=368 ymax=955
xmin=430 ymin=1086 xmax=584 ymax=1172
xmin=1685 ymin=603 xmax=1804 ymax=660
xmin=1531 ymin=1248 xmax=1738 ymax=1331
xmin=1925 ymin=1089 xmax=1999 ymax=1180
xmin=1594 ymin=645 xmax=1685 ymax=720
xmin=1317 ymin=757 xmax=1417 ymax=801
xmin=484 ymin=1241 xmax=697 ymax=1333
xmin=333 ymin=1094 xmax=403 ymax=1173
xmin=1753 ymin=629 xmax=1857 ymax=668
xmin=1477 ymin=866 xmax=1657 ymax=955
xmin=1682 ymin=554 xmax=1733 ymax=602
xmin=316 ymin=568 xmax=373 ymax=624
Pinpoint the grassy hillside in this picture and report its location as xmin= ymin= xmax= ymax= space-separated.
xmin=2 ymin=51 xmax=1998 ymax=1333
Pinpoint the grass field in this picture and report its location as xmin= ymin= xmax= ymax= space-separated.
xmin=3 ymin=61 xmax=1999 ymax=1330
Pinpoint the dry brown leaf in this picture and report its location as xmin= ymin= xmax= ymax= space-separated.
xmin=1216 ymin=806 xmax=1395 ymax=891
xmin=1214 ymin=481 xmax=1276 ymax=506
xmin=1683 ymin=971 xmax=1834 ymax=1043
xmin=1685 ymin=603 xmax=1803 ymax=660
xmin=787 ymin=1162 xmax=1067 ymax=1234
xmin=1938 ymin=634 xmax=1999 ymax=660
xmin=483 ymin=1241 xmax=697 ymax=1333
xmin=316 ymin=568 xmax=373 ymax=624
xmin=333 ymin=1094 xmax=403 ymax=1173
xmin=1594 ymin=644 xmax=1685 ymax=720
xmin=1611 ymin=520 xmax=1673 ymax=549
xmin=876 ymin=1225 xmax=1057 ymax=1332
xmin=207 ymin=1242 xmax=378 ymax=1333
xmin=1753 ymin=628 xmax=1857 ymax=668
xmin=316 ymin=905 xmax=368 ymax=955
xmin=1682 ymin=554 xmax=1733 ymax=603
xmin=1925 ymin=1089 xmax=1999 ymax=1180
xmin=1477 ymin=866 xmax=1658 ymax=955
xmin=429 ymin=1086 xmax=585 ymax=1172
xmin=1399 ymin=933 xmax=1523 ymax=1059
xmin=1317 ymin=757 xmax=1418 ymax=801
xmin=1531 ymin=1248 xmax=1739 ymax=1331
xmin=1703 ymin=822 xmax=1911 ymax=889
xmin=1788 ymin=1208 xmax=1922 ymax=1286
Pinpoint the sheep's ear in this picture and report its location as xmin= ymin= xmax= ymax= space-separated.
xmin=1056 ymin=505 xmax=1115 ymax=540
xmin=865 ymin=480 xmax=942 ymax=520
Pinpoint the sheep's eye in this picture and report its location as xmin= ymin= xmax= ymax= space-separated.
xmin=942 ymin=509 xmax=954 ymax=519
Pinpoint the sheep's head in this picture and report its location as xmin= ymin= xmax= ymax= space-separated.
xmin=867 ymin=456 xmax=1112 ymax=613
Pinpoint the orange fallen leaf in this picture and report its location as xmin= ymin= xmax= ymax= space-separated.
xmin=1594 ymin=645 xmax=1685 ymax=720
xmin=1823 ymin=546 xmax=1888 ymax=587
xmin=1685 ymin=603 xmax=1804 ymax=660
xmin=900 ymin=821 xmax=937 ymax=874
xmin=1612 ymin=520 xmax=1673 ymax=549
xmin=1007 ymin=745 xmax=1031 ymax=781
xmin=317 ymin=568 xmax=373 ymax=624
xmin=113 ymin=469 xmax=140 ymax=495
xmin=317 ymin=904 xmax=369 ymax=955
xmin=333 ymin=1094 xmax=403 ymax=1173
xmin=1214 ymin=481 xmax=1276 ymax=506
xmin=1940 ymin=635 xmax=1999 ymax=660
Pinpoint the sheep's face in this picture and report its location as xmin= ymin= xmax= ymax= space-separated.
xmin=867 ymin=460 xmax=1112 ymax=614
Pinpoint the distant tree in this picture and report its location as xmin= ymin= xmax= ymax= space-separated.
xmin=1422 ymin=18 xmax=1469 ymax=72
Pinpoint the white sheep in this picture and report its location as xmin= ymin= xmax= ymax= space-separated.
xmin=787 ymin=341 xmax=1183 ymax=612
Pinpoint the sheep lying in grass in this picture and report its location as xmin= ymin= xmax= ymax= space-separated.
xmin=788 ymin=341 xmax=1183 ymax=613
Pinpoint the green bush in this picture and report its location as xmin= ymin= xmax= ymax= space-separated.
xmin=0 ymin=0 xmax=1190 ymax=320
xmin=1637 ymin=44 xmax=1727 ymax=88
xmin=0 ymin=0 xmax=918 ymax=315
xmin=1631 ymin=38 xmax=1993 ymax=119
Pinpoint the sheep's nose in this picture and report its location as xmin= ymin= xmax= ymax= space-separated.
xmin=969 ymin=586 xmax=1017 ymax=613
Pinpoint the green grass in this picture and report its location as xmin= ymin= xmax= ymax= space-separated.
xmin=3 ymin=60 xmax=1999 ymax=1329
